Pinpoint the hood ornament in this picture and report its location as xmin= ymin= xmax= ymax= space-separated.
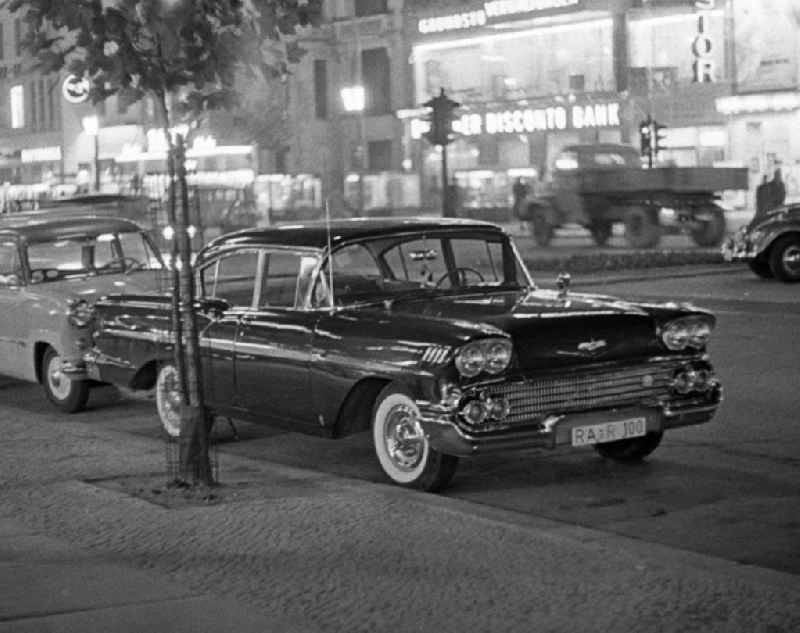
xmin=556 ymin=272 xmax=571 ymax=299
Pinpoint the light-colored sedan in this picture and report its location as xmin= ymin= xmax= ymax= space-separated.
xmin=0 ymin=211 xmax=164 ymax=411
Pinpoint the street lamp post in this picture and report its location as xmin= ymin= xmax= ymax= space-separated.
xmin=340 ymin=85 xmax=366 ymax=216
xmin=81 ymin=115 xmax=100 ymax=192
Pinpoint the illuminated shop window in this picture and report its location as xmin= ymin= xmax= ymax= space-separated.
xmin=10 ymin=84 xmax=24 ymax=129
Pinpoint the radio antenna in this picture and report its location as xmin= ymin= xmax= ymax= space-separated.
xmin=325 ymin=198 xmax=334 ymax=310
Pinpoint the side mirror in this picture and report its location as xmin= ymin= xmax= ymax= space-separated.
xmin=197 ymin=297 xmax=230 ymax=319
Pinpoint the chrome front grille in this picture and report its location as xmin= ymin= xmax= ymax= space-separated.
xmin=477 ymin=362 xmax=677 ymax=427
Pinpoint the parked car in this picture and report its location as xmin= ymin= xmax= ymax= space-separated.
xmin=86 ymin=218 xmax=722 ymax=491
xmin=0 ymin=211 xmax=164 ymax=412
xmin=722 ymin=204 xmax=800 ymax=282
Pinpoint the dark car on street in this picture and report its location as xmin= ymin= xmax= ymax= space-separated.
xmin=722 ymin=203 xmax=800 ymax=282
xmin=86 ymin=218 xmax=722 ymax=491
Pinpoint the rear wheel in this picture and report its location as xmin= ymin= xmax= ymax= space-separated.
xmin=768 ymin=234 xmax=800 ymax=282
xmin=42 ymin=347 xmax=89 ymax=413
xmin=748 ymin=259 xmax=773 ymax=279
xmin=623 ymin=206 xmax=660 ymax=248
xmin=372 ymin=385 xmax=458 ymax=492
xmin=531 ymin=207 xmax=554 ymax=247
xmin=594 ymin=431 xmax=663 ymax=462
xmin=690 ymin=205 xmax=726 ymax=247
xmin=590 ymin=220 xmax=613 ymax=246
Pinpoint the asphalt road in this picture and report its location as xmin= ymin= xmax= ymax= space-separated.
xmin=1 ymin=266 xmax=797 ymax=578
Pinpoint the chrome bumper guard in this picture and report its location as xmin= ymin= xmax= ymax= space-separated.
xmin=60 ymin=358 xmax=88 ymax=377
xmin=418 ymin=386 xmax=722 ymax=457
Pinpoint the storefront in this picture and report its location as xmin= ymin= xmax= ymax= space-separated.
xmin=715 ymin=0 xmax=800 ymax=205
xmin=406 ymin=0 xmax=625 ymax=218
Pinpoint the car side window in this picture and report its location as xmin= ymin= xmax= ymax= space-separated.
xmin=259 ymin=251 xmax=302 ymax=309
xmin=383 ymin=238 xmax=447 ymax=285
xmin=449 ymin=238 xmax=505 ymax=284
xmin=0 ymin=241 xmax=21 ymax=285
xmin=201 ymin=250 xmax=259 ymax=308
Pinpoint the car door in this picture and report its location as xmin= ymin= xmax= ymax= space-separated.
xmin=235 ymin=249 xmax=319 ymax=428
xmin=0 ymin=237 xmax=25 ymax=378
xmin=197 ymin=248 xmax=260 ymax=411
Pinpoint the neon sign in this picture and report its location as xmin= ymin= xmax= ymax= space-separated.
xmin=410 ymin=101 xmax=620 ymax=139
xmin=418 ymin=0 xmax=580 ymax=34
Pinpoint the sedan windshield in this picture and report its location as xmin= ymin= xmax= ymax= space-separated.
xmin=315 ymin=232 xmax=532 ymax=307
xmin=26 ymin=230 xmax=161 ymax=283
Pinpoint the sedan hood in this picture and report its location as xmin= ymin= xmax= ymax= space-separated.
xmin=387 ymin=288 xmax=662 ymax=368
xmin=27 ymin=271 xmax=163 ymax=304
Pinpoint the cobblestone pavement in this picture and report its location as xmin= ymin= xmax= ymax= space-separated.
xmin=1 ymin=401 xmax=798 ymax=633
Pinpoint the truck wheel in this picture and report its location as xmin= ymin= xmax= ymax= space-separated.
xmin=623 ymin=207 xmax=660 ymax=248
xmin=768 ymin=234 xmax=800 ymax=282
xmin=42 ymin=347 xmax=90 ymax=413
xmin=372 ymin=385 xmax=458 ymax=492
xmin=594 ymin=431 xmax=663 ymax=462
xmin=531 ymin=207 xmax=554 ymax=247
xmin=748 ymin=259 xmax=773 ymax=279
xmin=690 ymin=205 xmax=726 ymax=247
xmin=590 ymin=221 xmax=613 ymax=246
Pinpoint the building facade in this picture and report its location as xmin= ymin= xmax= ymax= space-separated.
xmin=1 ymin=1 xmax=798 ymax=217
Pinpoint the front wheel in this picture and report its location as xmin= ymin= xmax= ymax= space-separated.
xmin=42 ymin=347 xmax=89 ymax=413
xmin=768 ymin=234 xmax=800 ymax=282
xmin=156 ymin=363 xmax=183 ymax=437
xmin=372 ymin=386 xmax=458 ymax=492
xmin=593 ymin=431 xmax=663 ymax=462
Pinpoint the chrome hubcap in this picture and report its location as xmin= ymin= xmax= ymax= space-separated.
xmin=782 ymin=245 xmax=800 ymax=275
xmin=158 ymin=366 xmax=183 ymax=437
xmin=47 ymin=356 xmax=71 ymax=400
xmin=384 ymin=405 xmax=425 ymax=472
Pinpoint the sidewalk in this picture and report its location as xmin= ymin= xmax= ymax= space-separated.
xmin=1 ymin=405 xmax=798 ymax=633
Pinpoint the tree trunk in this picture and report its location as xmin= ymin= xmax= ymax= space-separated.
xmin=174 ymin=135 xmax=214 ymax=486
xmin=153 ymin=90 xmax=213 ymax=487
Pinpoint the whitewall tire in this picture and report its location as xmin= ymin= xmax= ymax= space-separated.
xmin=372 ymin=385 xmax=458 ymax=492
xmin=42 ymin=347 xmax=89 ymax=413
xmin=156 ymin=363 xmax=183 ymax=438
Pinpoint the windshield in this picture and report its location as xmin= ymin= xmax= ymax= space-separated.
xmin=313 ymin=232 xmax=533 ymax=308
xmin=26 ymin=230 xmax=162 ymax=283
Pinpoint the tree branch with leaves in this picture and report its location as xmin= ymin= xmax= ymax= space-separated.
xmin=6 ymin=0 xmax=321 ymax=485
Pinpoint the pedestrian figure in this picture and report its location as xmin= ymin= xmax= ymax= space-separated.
xmin=768 ymin=167 xmax=786 ymax=210
xmin=512 ymin=177 xmax=530 ymax=227
xmin=755 ymin=175 xmax=770 ymax=221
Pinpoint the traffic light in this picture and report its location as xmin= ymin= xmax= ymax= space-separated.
xmin=639 ymin=117 xmax=652 ymax=158
xmin=423 ymin=88 xmax=461 ymax=147
xmin=654 ymin=120 xmax=668 ymax=154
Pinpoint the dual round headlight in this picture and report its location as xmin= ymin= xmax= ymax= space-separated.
xmin=67 ymin=299 xmax=94 ymax=328
xmin=662 ymin=316 xmax=714 ymax=351
xmin=454 ymin=338 xmax=513 ymax=378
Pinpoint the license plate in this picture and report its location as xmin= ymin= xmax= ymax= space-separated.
xmin=571 ymin=417 xmax=646 ymax=447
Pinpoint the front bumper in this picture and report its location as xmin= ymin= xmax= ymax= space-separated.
xmin=721 ymin=234 xmax=757 ymax=262
xmin=418 ymin=386 xmax=721 ymax=457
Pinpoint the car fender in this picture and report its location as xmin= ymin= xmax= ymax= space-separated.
xmin=754 ymin=224 xmax=800 ymax=258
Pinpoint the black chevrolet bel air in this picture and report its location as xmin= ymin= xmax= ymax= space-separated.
xmin=86 ymin=218 xmax=722 ymax=491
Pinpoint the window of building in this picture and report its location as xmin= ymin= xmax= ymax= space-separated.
xmin=367 ymin=140 xmax=392 ymax=171
xmin=412 ymin=18 xmax=613 ymax=104
xmin=361 ymin=47 xmax=390 ymax=114
xmin=10 ymin=84 xmax=24 ymax=128
xmin=0 ymin=23 xmax=5 ymax=61
xmin=355 ymin=0 xmax=387 ymax=16
xmin=313 ymin=59 xmax=328 ymax=119
xmin=14 ymin=18 xmax=21 ymax=57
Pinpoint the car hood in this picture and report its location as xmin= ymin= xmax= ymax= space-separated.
xmin=381 ymin=288 xmax=664 ymax=369
xmin=27 ymin=271 xmax=163 ymax=304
